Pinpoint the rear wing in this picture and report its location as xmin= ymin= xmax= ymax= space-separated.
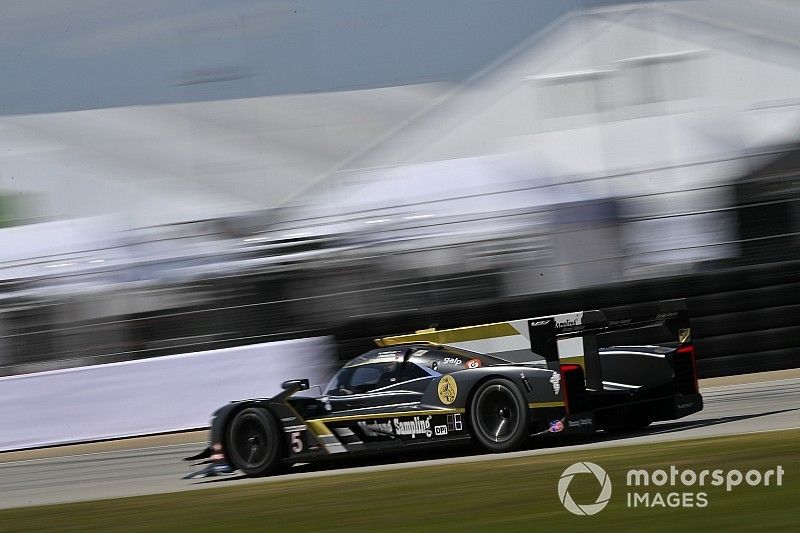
xmin=528 ymin=298 xmax=690 ymax=356
xmin=528 ymin=299 xmax=690 ymax=389
xmin=376 ymin=299 xmax=691 ymax=387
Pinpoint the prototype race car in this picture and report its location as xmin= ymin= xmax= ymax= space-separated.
xmin=184 ymin=299 xmax=702 ymax=478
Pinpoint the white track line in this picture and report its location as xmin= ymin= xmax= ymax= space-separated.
xmin=0 ymin=441 xmax=206 ymax=467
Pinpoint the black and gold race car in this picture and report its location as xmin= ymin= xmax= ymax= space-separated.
xmin=184 ymin=299 xmax=702 ymax=478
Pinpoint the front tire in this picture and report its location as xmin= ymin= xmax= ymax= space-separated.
xmin=469 ymin=378 xmax=530 ymax=452
xmin=226 ymin=407 xmax=285 ymax=477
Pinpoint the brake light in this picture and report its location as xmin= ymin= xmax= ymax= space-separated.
xmin=676 ymin=345 xmax=698 ymax=393
xmin=559 ymin=364 xmax=581 ymax=414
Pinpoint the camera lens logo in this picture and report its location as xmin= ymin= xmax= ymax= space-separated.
xmin=558 ymin=462 xmax=612 ymax=515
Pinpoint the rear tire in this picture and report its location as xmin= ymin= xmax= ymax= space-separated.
xmin=226 ymin=407 xmax=286 ymax=477
xmin=469 ymin=378 xmax=530 ymax=452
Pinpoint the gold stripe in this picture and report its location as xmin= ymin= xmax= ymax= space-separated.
xmin=377 ymin=322 xmax=520 ymax=347
xmin=307 ymin=408 xmax=465 ymax=425
xmin=283 ymin=401 xmax=339 ymax=454
xmin=528 ymin=401 xmax=566 ymax=408
xmin=284 ymin=403 xmax=342 ymax=457
xmin=305 ymin=419 xmax=333 ymax=438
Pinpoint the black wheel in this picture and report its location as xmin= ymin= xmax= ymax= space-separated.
xmin=469 ymin=378 xmax=530 ymax=452
xmin=226 ymin=407 xmax=285 ymax=477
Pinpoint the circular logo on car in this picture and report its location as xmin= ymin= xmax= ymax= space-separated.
xmin=437 ymin=375 xmax=458 ymax=404
xmin=465 ymin=358 xmax=481 ymax=369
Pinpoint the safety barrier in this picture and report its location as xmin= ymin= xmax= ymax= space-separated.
xmin=0 ymin=337 xmax=334 ymax=452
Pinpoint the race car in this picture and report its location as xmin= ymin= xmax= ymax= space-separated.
xmin=184 ymin=299 xmax=702 ymax=478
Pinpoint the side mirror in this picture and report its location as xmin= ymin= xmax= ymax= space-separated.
xmin=282 ymin=378 xmax=310 ymax=391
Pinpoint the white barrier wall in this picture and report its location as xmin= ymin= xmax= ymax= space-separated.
xmin=0 ymin=337 xmax=335 ymax=452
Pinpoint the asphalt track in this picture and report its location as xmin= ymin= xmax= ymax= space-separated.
xmin=1 ymin=373 xmax=799 ymax=510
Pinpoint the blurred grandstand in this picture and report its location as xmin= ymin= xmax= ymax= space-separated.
xmin=0 ymin=1 xmax=798 ymax=375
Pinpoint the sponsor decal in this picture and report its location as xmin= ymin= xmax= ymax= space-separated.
xmin=521 ymin=372 xmax=533 ymax=392
xmin=375 ymin=351 xmax=402 ymax=361
xmin=431 ymin=361 xmax=439 ymax=371
xmin=530 ymin=319 xmax=552 ymax=327
xmin=357 ymin=419 xmax=394 ymax=437
xmin=394 ymin=416 xmax=432 ymax=438
xmin=443 ymin=357 xmax=463 ymax=365
xmin=465 ymin=358 xmax=481 ymax=369
xmin=567 ymin=418 xmax=593 ymax=428
xmin=437 ymin=375 xmax=458 ymax=404
xmin=607 ymin=319 xmax=632 ymax=326
xmin=555 ymin=312 xmax=584 ymax=330
xmin=358 ymin=416 xmax=439 ymax=439
xmin=550 ymin=372 xmax=561 ymax=394
xmin=446 ymin=413 xmax=463 ymax=432
xmin=549 ymin=420 xmax=565 ymax=433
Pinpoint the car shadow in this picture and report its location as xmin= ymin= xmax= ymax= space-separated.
xmin=191 ymin=445 xmax=484 ymax=485
xmin=636 ymin=407 xmax=799 ymax=436
xmin=533 ymin=407 xmax=799 ymax=449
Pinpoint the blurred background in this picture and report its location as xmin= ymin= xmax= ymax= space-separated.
xmin=0 ymin=0 xmax=797 ymax=376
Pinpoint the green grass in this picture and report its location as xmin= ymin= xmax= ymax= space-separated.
xmin=2 ymin=429 xmax=797 ymax=532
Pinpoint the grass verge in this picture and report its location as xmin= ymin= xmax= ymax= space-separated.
xmin=1 ymin=429 xmax=796 ymax=532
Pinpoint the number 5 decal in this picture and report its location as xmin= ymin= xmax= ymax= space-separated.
xmin=291 ymin=431 xmax=304 ymax=453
